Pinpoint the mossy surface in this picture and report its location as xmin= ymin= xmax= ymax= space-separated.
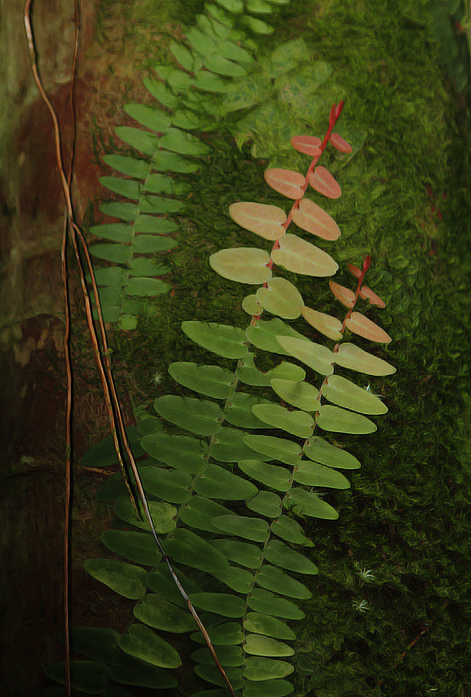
xmin=87 ymin=1 xmax=471 ymax=695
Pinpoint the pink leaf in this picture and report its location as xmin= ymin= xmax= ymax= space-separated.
xmin=291 ymin=135 xmax=323 ymax=158
xmin=264 ymin=168 xmax=305 ymax=200
xmin=329 ymin=281 xmax=355 ymax=308
xmin=347 ymin=263 xmax=362 ymax=279
xmin=329 ymin=132 xmax=352 ymax=153
xmin=308 ymin=166 xmax=341 ymax=199
xmin=291 ymin=198 xmax=340 ymax=241
xmin=359 ymin=286 xmax=386 ymax=308
xmin=345 ymin=312 xmax=392 ymax=344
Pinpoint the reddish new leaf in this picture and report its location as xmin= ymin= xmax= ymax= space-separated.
xmin=291 ymin=198 xmax=340 ymax=241
xmin=265 ymin=168 xmax=305 ymax=200
xmin=347 ymin=263 xmax=362 ymax=279
xmin=329 ymin=132 xmax=352 ymax=153
xmin=329 ymin=281 xmax=355 ymax=308
xmin=308 ymin=166 xmax=341 ymax=199
xmin=291 ymin=135 xmax=322 ymax=158
xmin=359 ymin=286 xmax=386 ymax=308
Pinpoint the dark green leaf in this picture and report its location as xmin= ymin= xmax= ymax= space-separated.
xmin=182 ymin=321 xmax=248 ymax=359
xmin=189 ymin=592 xmax=246 ymax=618
xmin=134 ymin=593 xmax=197 ymax=632
xmin=163 ymin=528 xmax=230 ymax=572
xmin=44 ymin=661 xmax=109 ymax=694
xmin=244 ymin=612 xmax=296 ymax=640
xmin=179 ymin=495 xmax=232 ymax=533
xmin=153 ymin=395 xmax=223 ymax=436
xmin=194 ymin=463 xmax=258 ymax=500
xmin=119 ymin=624 xmax=181 ymax=669
xmin=212 ymin=538 xmax=263 ymax=568
xmin=169 ymin=362 xmax=235 ymax=399
xmin=264 ymin=540 xmax=318 ymax=574
xmin=212 ymin=514 xmax=269 ymax=542
xmin=191 ymin=622 xmax=245 ymax=646
xmin=84 ymin=559 xmax=147 ymax=600
xmin=256 ymin=565 xmax=311 ymax=599
xmin=247 ymin=491 xmax=282 ymax=517
xmin=238 ymin=460 xmax=292 ymax=492
xmin=101 ymin=530 xmax=161 ymax=566
xmin=247 ymin=589 xmax=304 ymax=620
xmin=141 ymin=433 xmax=209 ymax=474
xmin=110 ymin=652 xmax=178 ymax=689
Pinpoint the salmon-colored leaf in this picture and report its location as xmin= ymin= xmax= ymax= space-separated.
xmin=272 ymin=234 xmax=338 ymax=277
xmin=308 ymin=166 xmax=341 ymax=199
xmin=329 ymin=281 xmax=355 ymax=308
xmin=229 ymin=202 xmax=287 ymax=241
xmin=347 ymin=263 xmax=362 ymax=279
xmin=301 ymin=307 xmax=343 ymax=341
xmin=359 ymin=286 xmax=386 ymax=308
xmin=291 ymin=198 xmax=341 ymax=241
xmin=291 ymin=135 xmax=322 ymax=158
xmin=265 ymin=168 xmax=305 ymax=200
xmin=345 ymin=312 xmax=392 ymax=344
xmin=329 ymin=132 xmax=352 ymax=153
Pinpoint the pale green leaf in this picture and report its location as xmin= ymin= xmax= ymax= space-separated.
xmin=212 ymin=539 xmax=263 ymax=568
xmin=276 ymin=335 xmax=334 ymax=376
xmin=192 ymin=71 xmax=231 ymax=92
xmin=334 ymin=343 xmax=396 ymax=376
xmin=129 ymin=258 xmax=169 ymax=277
xmin=143 ymin=77 xmax=179 ymax=107
xmin=224 ymin=392 xmax=271 ymax=429
xmin=119 ymin=624 xmax=181 ymax=669
xmin=212 ymin=514 xmax=270 ymax=542
xmin=169 ymin=362 xmax=235 ymax=399
xmin=229 ymin=202 xmax=287 ymax=241
xmin=256 ymin=277 xmax=304 ymax=319
xmin=132 ymin=235 xmax=177 ymax=253
xmin=204 ymin=52 xmax=247 ymax=77
xmin=194 ymin=463 xmax=258 ymax=500
xmin=247 ymin=589 xmax=304 ymax=620
xmin=124 ymin=103 xmax=171 ymax=132
xmin=185 ymin=26 xmax=217 ymax=55
xmin=183 ymin=320 xmax=248 ymax=359
xmin=244 ymin=613 xmax=296 ymax=641
xmin=141 ymin=433 xmax=209 ymax=474
xmin=284 ymin=488 xmax=338 ymax=519
xmin=164 ymin=528 xmax=229 ymax=573
xmin=271 ymin=233 xmax=338 ymax=277
xmin=246 ymin=318 xmax=309 ymax=355
xmin=115 ymin=126 xmax=158 ymax=155
xmin=169 ymin=40 xmax=195 ymax=71
xmin=211 ymin=427 xmax=265 ymax=462
xmin=238 ymin=353 xmax=306 ymax=386
xmin=102 ymin=153 xmax=149 ymax=179
xmin=270 ymin=378 xmax=319 ymax=412
xmin=90 ymin=222 xmax=132 ymax=243
xmin=166 ymin=68 xmax=192 ymax=92
xmin=271 ymin=516 xmax=311 ymax=545
xmin=99 ymin=176 xmax=141 ymax=200
xmin=101 ymin=530 xmax=161 ymax=566
xmin=316 ymin=405 xmax=377 ymax=434
xmin=90 ymin=243 xmax=132 ymax=264
xmin=304 ymin=436 xmax=361 ymax=469
xmin=84 ymin=559 xmax=147 ymax=600
xmin=243 ymin=435 xmax=302 ymax=466
xmin=134 ymin=594 xmax=197 ymax=632
xmin=99 ymin=201 xmax=137 ymax=220
xmin=256 ymin=564 xmax=312 ymax=599
xmin=293 ymin=460 xmax=351 ymax=489
xmin=93 ymin=266 xmax=127 ymax=287
xmin=244 ymin=16 xmax=275 ymax=34
xmin=114 ymin=498 xmax=177 ymax=534
xmin=322 ymin=375 xmax=387 ymax=415
xmin=242 ymin=293 xmax=264 ymax=315
xmin=244 ymin=634 xmax=294 ymax=656
xmin=134 ymin=215 xmax=178 ymax=233
xmin=189 ymin=592 xmax=246 ymax=618
xmin=160 ymin=128 xmax=211 ymax=155
xmin=252 ymin=403 xmax=314 ymax=438
xmin=238 ymin=460 xmax=292 ymax=492
xmin=246 ymin=0 xmax=274 ymax=13
xmin=126 ymin=277 xmax=170 ymax=296
xmin=153 ymin=395 xmax=223 ymax=436
xmin=247 ymin=491 xmax=282 ymax=517
xmin=301 ymin=306 xmax=343 ymax=341
xmin=265 ymin=540 xmax=318 ymax=574
xmin=152 ymin=150 xmax=200 ymax=173
xmin=210 ymin=247 xmax=272 ymax=284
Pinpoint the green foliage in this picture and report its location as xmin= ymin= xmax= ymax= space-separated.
xmin=64 ymin=102 xmax=396 ymax=697
xmin=428 ymin=0 xmax=471 ymax=91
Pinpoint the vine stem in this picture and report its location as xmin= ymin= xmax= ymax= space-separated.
xmin=23 ymin=3 xmax=236 ymax=695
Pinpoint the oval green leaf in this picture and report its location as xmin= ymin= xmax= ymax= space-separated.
xmin=322 ymin=375 xmax=387 ymax=415
xmin=256 ymin=277 xmax=304 ymax=319
xmin=84 ymin=559 xmax=147 ymax=600
xmin=119 ymin=624 xmax=181 ymax=669
xmin=333 ymin=343 xmax=396 ymax=376
xmin=182 ymin=320 xmax=248 ymax=359
xmin=229 ymin=202 xmax=287 ymax=241
xmin=210 ymin=247 xmax=272 ymax=284
xmin=316 ymin=405 xmax=377 ymax=434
